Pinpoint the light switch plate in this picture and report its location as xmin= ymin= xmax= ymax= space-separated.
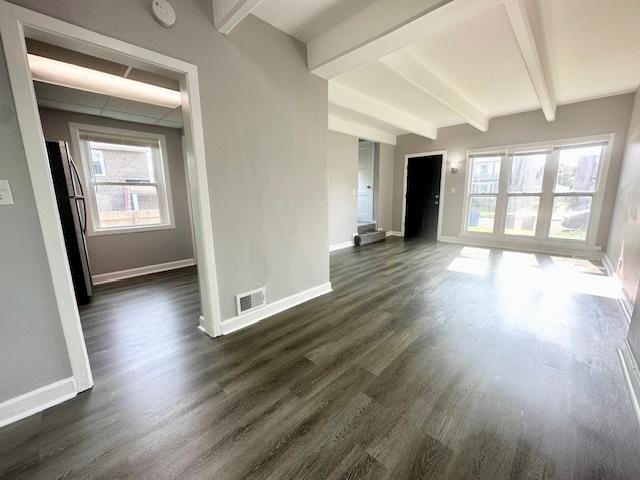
xmin=0 ymin=180 xmax=15 ymax=205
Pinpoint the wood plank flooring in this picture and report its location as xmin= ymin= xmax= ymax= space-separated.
xmin=2 ymin=238 xmax=640 ymax=479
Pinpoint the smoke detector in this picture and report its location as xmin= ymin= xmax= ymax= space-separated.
xmin=151 ymin=0 xmax=176 ymax=28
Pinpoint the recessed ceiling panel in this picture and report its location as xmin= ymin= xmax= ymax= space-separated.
xmin=538 ymin=0 xmax=640 ymax=104
xmin=334 ymin=62 xmax=465 ymax=128
xmin=408 ymin=4 xmax=539 ymax=118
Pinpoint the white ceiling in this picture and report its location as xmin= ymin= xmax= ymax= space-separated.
xmin=250 ymin=0 xmax=640 ymax=143
xmin=253 ymin=0 xmax=378 ymax=43
xmin=34 ymin=81 xmax=183 ymax=128
xmin=27 ymin=39 xmax=183 ymax=129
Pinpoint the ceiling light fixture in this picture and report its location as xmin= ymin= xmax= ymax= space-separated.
xmin=28 ymin=54 xmax=181 ymax=109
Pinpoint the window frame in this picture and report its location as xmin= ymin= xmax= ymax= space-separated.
xmin=69 ymin=123 xmax=175 ymax=236
xmin=462 ymin=134 xmax=613 ymax=248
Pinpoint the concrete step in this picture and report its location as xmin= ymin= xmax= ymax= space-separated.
xmin=357 ymin=222 xmax=377 ymax=234
xmin=354 ymin=230 xmax=386 ymax=246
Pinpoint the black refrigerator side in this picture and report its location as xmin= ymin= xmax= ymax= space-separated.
xmin=47 ymin=141 xmax=93 ymax=305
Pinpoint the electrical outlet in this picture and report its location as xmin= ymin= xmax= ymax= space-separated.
xmin=0 ymin=180 xmax=15 ymax=205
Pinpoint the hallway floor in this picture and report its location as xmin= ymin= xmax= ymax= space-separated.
xmin=1 ymin=238 xmax=639 ymax=479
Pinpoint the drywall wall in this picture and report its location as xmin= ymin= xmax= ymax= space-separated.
xmin=38 ymin=107 xmax=195 ymax=275
xmin=0 ymin=42 xmax=72 ymax=402
xmin=327 ymin=131 xmax=358 ymax=246
xmin=1 ymin=0 xmax=329 ymax=403
xmin=376 ymin=142 xmax=395 ymax=232
xmin=392 ymin=94 xmax=635 ymax=248
xmin=607 ymin=88 xmax=640 ymax=323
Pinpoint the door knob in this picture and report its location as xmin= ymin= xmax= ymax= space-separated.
xmin=366 ymin=185 xmax=372 ymax=189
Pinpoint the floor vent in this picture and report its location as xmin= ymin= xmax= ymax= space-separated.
xmin=236 ymin=287 xmax=266 ymax=315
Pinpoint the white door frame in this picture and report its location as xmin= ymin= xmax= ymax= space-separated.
xmin=0 ymin=1 xmax=223 ymax=394
xmin=400 ymin=150 xmax=447 ymax=240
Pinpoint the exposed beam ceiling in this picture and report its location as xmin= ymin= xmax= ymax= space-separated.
xmin=254 ymin=0 xmax=640 ymax=140
xmin=213 ymin=0 xmax=264 ymax=34
xmin=503 ymin=0 xmax=556 ymax=121
xmin=379 ymin=49 xmax=489 ymax=131
xmin=328 ymin=114 xmax=397 ymax=145
xmin=329 ymin=82 xmax=437 ymax=140
xmin=307 ymin=0 xmax=501 ymax=79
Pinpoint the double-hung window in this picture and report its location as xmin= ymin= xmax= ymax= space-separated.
xmin=464 ymin=136 xmax=610 ymax=244
xmin=72 ymin=124 xmax=174 ymax=235
xmin=467 ymin=154 xmax=502 ymax=233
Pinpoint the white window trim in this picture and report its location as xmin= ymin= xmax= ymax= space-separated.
xmin=69 ymin=123 xmax=176 ymax=236
xmin=461 ymin=133 xmax=614 ymax=251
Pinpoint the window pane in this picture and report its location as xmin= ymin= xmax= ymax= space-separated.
xmin=549 ymin=196 xmax=592 ymax=241
xmin=467 ymin=196 xmax=497 ymax=233
xmin=94 ymin=184 xmax=161 ymax=228
xmin=470 ymin=156 xmax=501 ymax=194
xmin=505 ymin=196 xmax=540 ymax=236
xmin=89 ymin=142 xmax=155 ymax=183
xmin=555 ymin=145 xmax=602 ymax=193
xmin=509 ymin=154 xmax=546 ymax=193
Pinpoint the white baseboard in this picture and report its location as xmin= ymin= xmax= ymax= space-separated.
xmin=92 ymin=258 xmax=196 ymax=285
xmin=221 ymin=282 xmax=332 ymax=335
xmin=602 ymin=253 xmax=633 ymax=323
xmin=329 ymin=241 xmax=354 ymax=252
xmin=618 ymin=341 xmax=640 ymax=429
xmin=438 ymin=235 xmax=602 ymax=259
xmin=386 ymin=231 xmax=403 ymax=237
xmin=0 ymin=378 xmax=76 ymax=428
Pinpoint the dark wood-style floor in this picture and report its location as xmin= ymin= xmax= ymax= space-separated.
xmin=2 ymin=238 xmax=640 ymax=479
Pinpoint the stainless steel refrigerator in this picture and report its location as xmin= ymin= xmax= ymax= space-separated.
xmin=47 ymin=141 xmax=93 ymax=305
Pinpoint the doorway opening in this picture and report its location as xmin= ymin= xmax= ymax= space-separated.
xmin=0 ymin=2 xmax=222 ymax=398
xmin=402 ymin=152 xmax=447 ymax=240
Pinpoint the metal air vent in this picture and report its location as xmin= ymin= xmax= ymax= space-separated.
xmin=236 ymin=287 xmax=266 ymax=315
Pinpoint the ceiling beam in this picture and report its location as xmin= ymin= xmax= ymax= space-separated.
xmin=308 ymin=0 xmax=501 ymax=79
xmin=213 ymin=0 xmax=263 ymax=34
xmin=328 ymin=114 xmax=397 ymax=145
xmin=503 ymin=0 xmax=556 ymax=121
xmin=329 ymin=82 xmax=437 ymax=139
xmin=379 ymin=49 xmax=489 ymax=131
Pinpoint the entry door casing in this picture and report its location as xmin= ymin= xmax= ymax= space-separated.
xmin=404 ymin=155 xmax=443 ymax=240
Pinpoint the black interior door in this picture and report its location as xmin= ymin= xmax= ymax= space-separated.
xmin=404 ymin=155 xmax=442 ymax=240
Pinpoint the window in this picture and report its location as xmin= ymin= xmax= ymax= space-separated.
xmin=465 ymin=137 xmax=609 ymax=244
xmin=73 ymin=125 xmax=173 ymax=234
xmin=505 ymin=152 xmax=546 ymax=236
xmin=467 ymin=155 xmax=501 ymax=233
xmin=549 ymin=145 xmax=603 ymax=241
xmin=91 ymin=150 xmax=105 ymax=176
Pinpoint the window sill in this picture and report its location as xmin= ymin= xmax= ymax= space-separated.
xmin=446 ymin=232 xmax=602 ymax=258
xmin=87 ymin=223 xmax=175 ymax=236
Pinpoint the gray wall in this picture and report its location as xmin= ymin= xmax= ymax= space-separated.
xmin=0 ymin=42 xmax=72 ymax=402
xmin=1 ymin=1 xmax=329 ymax=401
xmin=38 ymin=107 xmax=195 ymax=275
xmin=392 ymin=94 xmax=635 ymax=248
xmin=376 ymin=142 xmax=395 ymax=232
xmin=327 ymin=131 xmax=358 ymax=246
xmin=607 ymin=88 xmax=640 ymax=357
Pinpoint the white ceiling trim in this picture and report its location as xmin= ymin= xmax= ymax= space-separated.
xmin=213 ymin=0 xmax=264 ymax=34
xmin=379 ymin=49 xmax=489 ymax=131
xmin=328 ymin=114 xmax=397 ymax=145
xmin=503 ymin=0 xmax=556 ymax=121
xmin=329 ymin=82 xmax=437 ymax=139
xmin=308 ymin=0 xmax=502 ymax=79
